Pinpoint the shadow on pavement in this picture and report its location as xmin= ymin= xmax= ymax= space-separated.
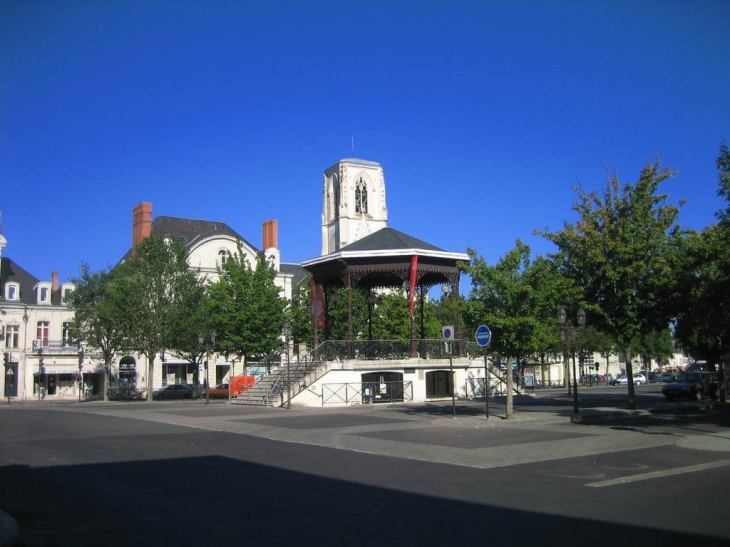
xmin=1 ymin=454 xmax=728 ymax=547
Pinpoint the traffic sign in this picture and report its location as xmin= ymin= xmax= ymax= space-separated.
xmin=442 ymin=326 xmax=454 ymax=341
xmin=475 ymin=325 xmax=492 ymax=347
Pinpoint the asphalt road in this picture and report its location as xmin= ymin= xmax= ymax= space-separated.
xmin=1 ymin=386 xmax=729 ymax=547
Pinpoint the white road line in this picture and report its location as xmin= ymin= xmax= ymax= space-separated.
xmin=586 ymin=459 xmax=730 ymax=488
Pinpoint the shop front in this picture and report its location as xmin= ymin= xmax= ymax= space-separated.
xmin=33 ymin=363 xmax=104 ymax=400
xmin=162 ymin=359 xmax=197 ymax=386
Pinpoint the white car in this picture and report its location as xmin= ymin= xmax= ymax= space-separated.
xmin=610 ymin=373 xmax=647 ymax=386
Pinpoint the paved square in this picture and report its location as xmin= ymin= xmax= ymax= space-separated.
xmin=237 ymin=413 xmax=415 ymax=429
xmin=354 ymin=426 xmax=590 ymax=449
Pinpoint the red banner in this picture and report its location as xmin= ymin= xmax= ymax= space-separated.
xmin=310 ymin=281 xmax=326 ymax=329
xmin=409 ymin=255 xmax=418 ymax=318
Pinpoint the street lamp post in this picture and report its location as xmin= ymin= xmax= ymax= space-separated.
xmin=230 ymin=358 xmax=236 ymax=399
xmin=282 ymin=321 xmax=292 ymax=409
xmin=77 ymin=344 xmax=84 ymax=403
xmin=367 ymin=293 xmax=377 ymax=341
xmin=198 ymin=331 xmax=216 ymax=405
xmin=558 ymin=307 xmax=586 ymax=416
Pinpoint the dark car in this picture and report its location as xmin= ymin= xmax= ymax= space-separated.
xmin=662 ymin=371 xmax=719 ymax=401
xmin=153 ymin=384 xmax=193 ymax=401
xmin=206 ymin=383 xmax=230 ymax=399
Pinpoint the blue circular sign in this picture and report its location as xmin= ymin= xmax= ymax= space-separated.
xmin=475 ymin=325 xmax=492 ymax=347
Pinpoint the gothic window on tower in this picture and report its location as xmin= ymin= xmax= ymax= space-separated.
xmin=333 ymin=176 xmax=340 ymax=220
xmin=355 ymin=178 xmax=368 ymax=214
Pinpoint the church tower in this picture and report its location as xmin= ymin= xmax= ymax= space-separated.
xmin=321 ymin=158 xmax=388 ymax=255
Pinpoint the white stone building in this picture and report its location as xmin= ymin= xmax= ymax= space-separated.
xmin=0 ymin=204 xmax=306 ymax=401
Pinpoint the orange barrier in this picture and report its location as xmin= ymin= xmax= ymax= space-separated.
xmin=230 ymin=375 xmax=255 ymax=396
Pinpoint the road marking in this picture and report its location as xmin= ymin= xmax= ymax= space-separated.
xmin=586 ymin=459 xmax=730 ymax=488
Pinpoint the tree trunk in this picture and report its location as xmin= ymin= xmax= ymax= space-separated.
xmin=625 ymin=348 xmax=636 ymax=409
xmin=103 ymin=363 xmax=109 ymax=402
xmin=147 ymin=355 xmax=155 ymax=402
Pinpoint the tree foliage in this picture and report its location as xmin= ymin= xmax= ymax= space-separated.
xmin=68 ymin=263 xmax=129 ymax=401
xmin=207 ymin=245 xmax=287 ymax=364
xmin=674 ymin=142 xmax=730 ymax=390
xmin=114 ymin=236 xmax=203 ymax=401
xmin=462 ymin=240 xmax=573 ymax=363
xmin=537 ymin=159 xmax=683 ymax=408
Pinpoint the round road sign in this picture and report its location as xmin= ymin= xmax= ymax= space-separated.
xmin=475 ymin=325 xmax=492 ymax=347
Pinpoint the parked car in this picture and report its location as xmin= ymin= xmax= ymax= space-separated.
xmin=662 ymin=370 xmax=683 ymax=382
xmin=662 ymin=371 xmax=719 ymax=401
xmin=609 ymin=373 xmax=647 ymax=386
xmin=206 ymin=383 xmax=230 ymax=399
xmin=153 ymin=384 xmax=193 ymax=401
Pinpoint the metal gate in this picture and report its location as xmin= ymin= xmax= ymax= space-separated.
xmin=322 ymin=381 xmax=413 ymax=406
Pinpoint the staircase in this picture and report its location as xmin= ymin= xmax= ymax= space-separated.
xmin=231 ymin=345 xmax=326 ymax=407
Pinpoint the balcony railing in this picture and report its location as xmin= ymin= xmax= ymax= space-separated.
xmin=311 ymin=339 xmax=477 ymax=361
xmin=32 ymin=340 xmax=82 ymax=354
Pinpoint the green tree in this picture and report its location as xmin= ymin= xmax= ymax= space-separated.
xmin=207 ymin=246 xmax=287 ymax=366
xmin=163 ymin=268 xmax=210 ymax=385
xmin=289 ymin=279 xmax=314 ymax=351
xmin=371 ymin=293 xmax=412 ymax=340
xmin=537 ymin=160 xmax=683 ymax=409
xmin=114 ymin=235 xmax=200 ymax=402
xmin=68 ymin=263 xmax=129 ymax=401
xmin=674 ymin=142 xmax=730 ymax=400
xmin=462 ymin=240 xmax=574 ymax=417
xmin=674 ymin=228 xmax=729 ymax=365
xmin=636 ymin=328 xmax=676 ymax=371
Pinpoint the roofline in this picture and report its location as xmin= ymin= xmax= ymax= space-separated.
xmin=301 ymin=248 xmax=470 ymax=268
xmin=324 ymin=158 xmax=382 ymax=172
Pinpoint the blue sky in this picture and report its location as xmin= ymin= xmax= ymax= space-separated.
xmin=1 ymin=0 xmax=728 ymax=285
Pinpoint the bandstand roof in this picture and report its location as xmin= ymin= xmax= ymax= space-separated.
xmin=301 ymin=227 xmax=469 ymax=290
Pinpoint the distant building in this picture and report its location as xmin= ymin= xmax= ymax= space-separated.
xmin=0 ymin=232 xmax=84 ymax=401
xmin=0 ymin=202 xmax=307 ymax=400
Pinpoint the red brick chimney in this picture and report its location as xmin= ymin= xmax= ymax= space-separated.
xmin=132 ymin=202 xmax=153 ymax=254
xmin=263 ymin=219 xmax=278 ymax=249
xmin=51 ymin=271 xmax=59 ymax=292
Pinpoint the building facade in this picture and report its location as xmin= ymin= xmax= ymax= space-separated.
xmin=0 ymin=204 xmax=306 ymax=401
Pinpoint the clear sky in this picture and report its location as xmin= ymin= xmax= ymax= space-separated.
xmin=2 ymin=0 xmax=728 ymax=285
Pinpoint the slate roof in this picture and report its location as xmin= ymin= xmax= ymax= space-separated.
xmin=339 ymin=227 xmax=445 ymax=253
xmin=280 ymin=262 xmax=310 ymax=286
xmin=0 ymin=257 xmax=66 ymax=305
xmin=119 ymin=216 xmax=259 ymax=263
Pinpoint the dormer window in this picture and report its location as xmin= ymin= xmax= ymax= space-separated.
xmin=5 ymin=283 xmax=19 ymax=301
xmin=61 ymin=283 xmax=74 ymax=303
xmin=37 ymin=282 xmax=52 ymax=304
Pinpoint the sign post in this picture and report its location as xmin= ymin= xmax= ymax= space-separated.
xmin=475 ymin=325 xmax=492 ymax=419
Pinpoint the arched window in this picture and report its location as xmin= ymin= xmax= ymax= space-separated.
xmin=218 ymin=249 xmax=230 ymax=267
xmin=355 ymin=178 xmax=368 ymax=214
